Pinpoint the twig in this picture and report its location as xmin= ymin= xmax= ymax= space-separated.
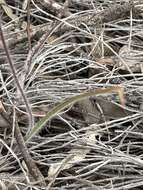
xmin=66 ymin=0 xmax=138 ymax=27
xmin=0 ymin=108 xmax=46 ymax=186
xmin=36 ymin=0 xmax=71 ymax=17
xmin=26 ymin=0 xmax=32 ymax=51
xmin=5 ymin=1 xmax=140 ymax=49
xmin=0 ymin=16 xmax=46 ymax=185
xmin=14 ymin=114 xmax=46 ymax=186
xmin=0 ymin=15 xmax=34 ymax=130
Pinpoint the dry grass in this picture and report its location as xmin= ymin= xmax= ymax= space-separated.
xmin=0 ymin=0 xmax=143 ymax=189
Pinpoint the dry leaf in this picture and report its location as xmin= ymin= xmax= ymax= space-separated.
xmin=118 ymin=45 xmax=141 ymax=72
xmin=48 ymin=126 xmax=101 ymax=178
xmin=0 ymin=100 xmax=10 ymax=128
xmin=0 ymin=0 xmax=32 ymax=30
xmin=96 ymin=58 xmax=114 ymax=65
xmin=22 ymin=0 xmax=28 ymax=10
xmin=0 ymin=0 xmax=17 ymax=21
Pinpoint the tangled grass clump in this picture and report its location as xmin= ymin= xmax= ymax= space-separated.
xmin=0 ymin=0 xmax=143 ymax=189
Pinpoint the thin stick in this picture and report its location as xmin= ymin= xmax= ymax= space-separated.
xmin=26 ymin=0 xmax=32 ymax=51
xmin=0 ymin=107 xmax=46 ymax=186
xmin=0 ymin=15 xmax=34 ymax=130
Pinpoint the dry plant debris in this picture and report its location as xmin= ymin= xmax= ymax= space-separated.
xmin=0 ymin=0 xmax=143 ymax=190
